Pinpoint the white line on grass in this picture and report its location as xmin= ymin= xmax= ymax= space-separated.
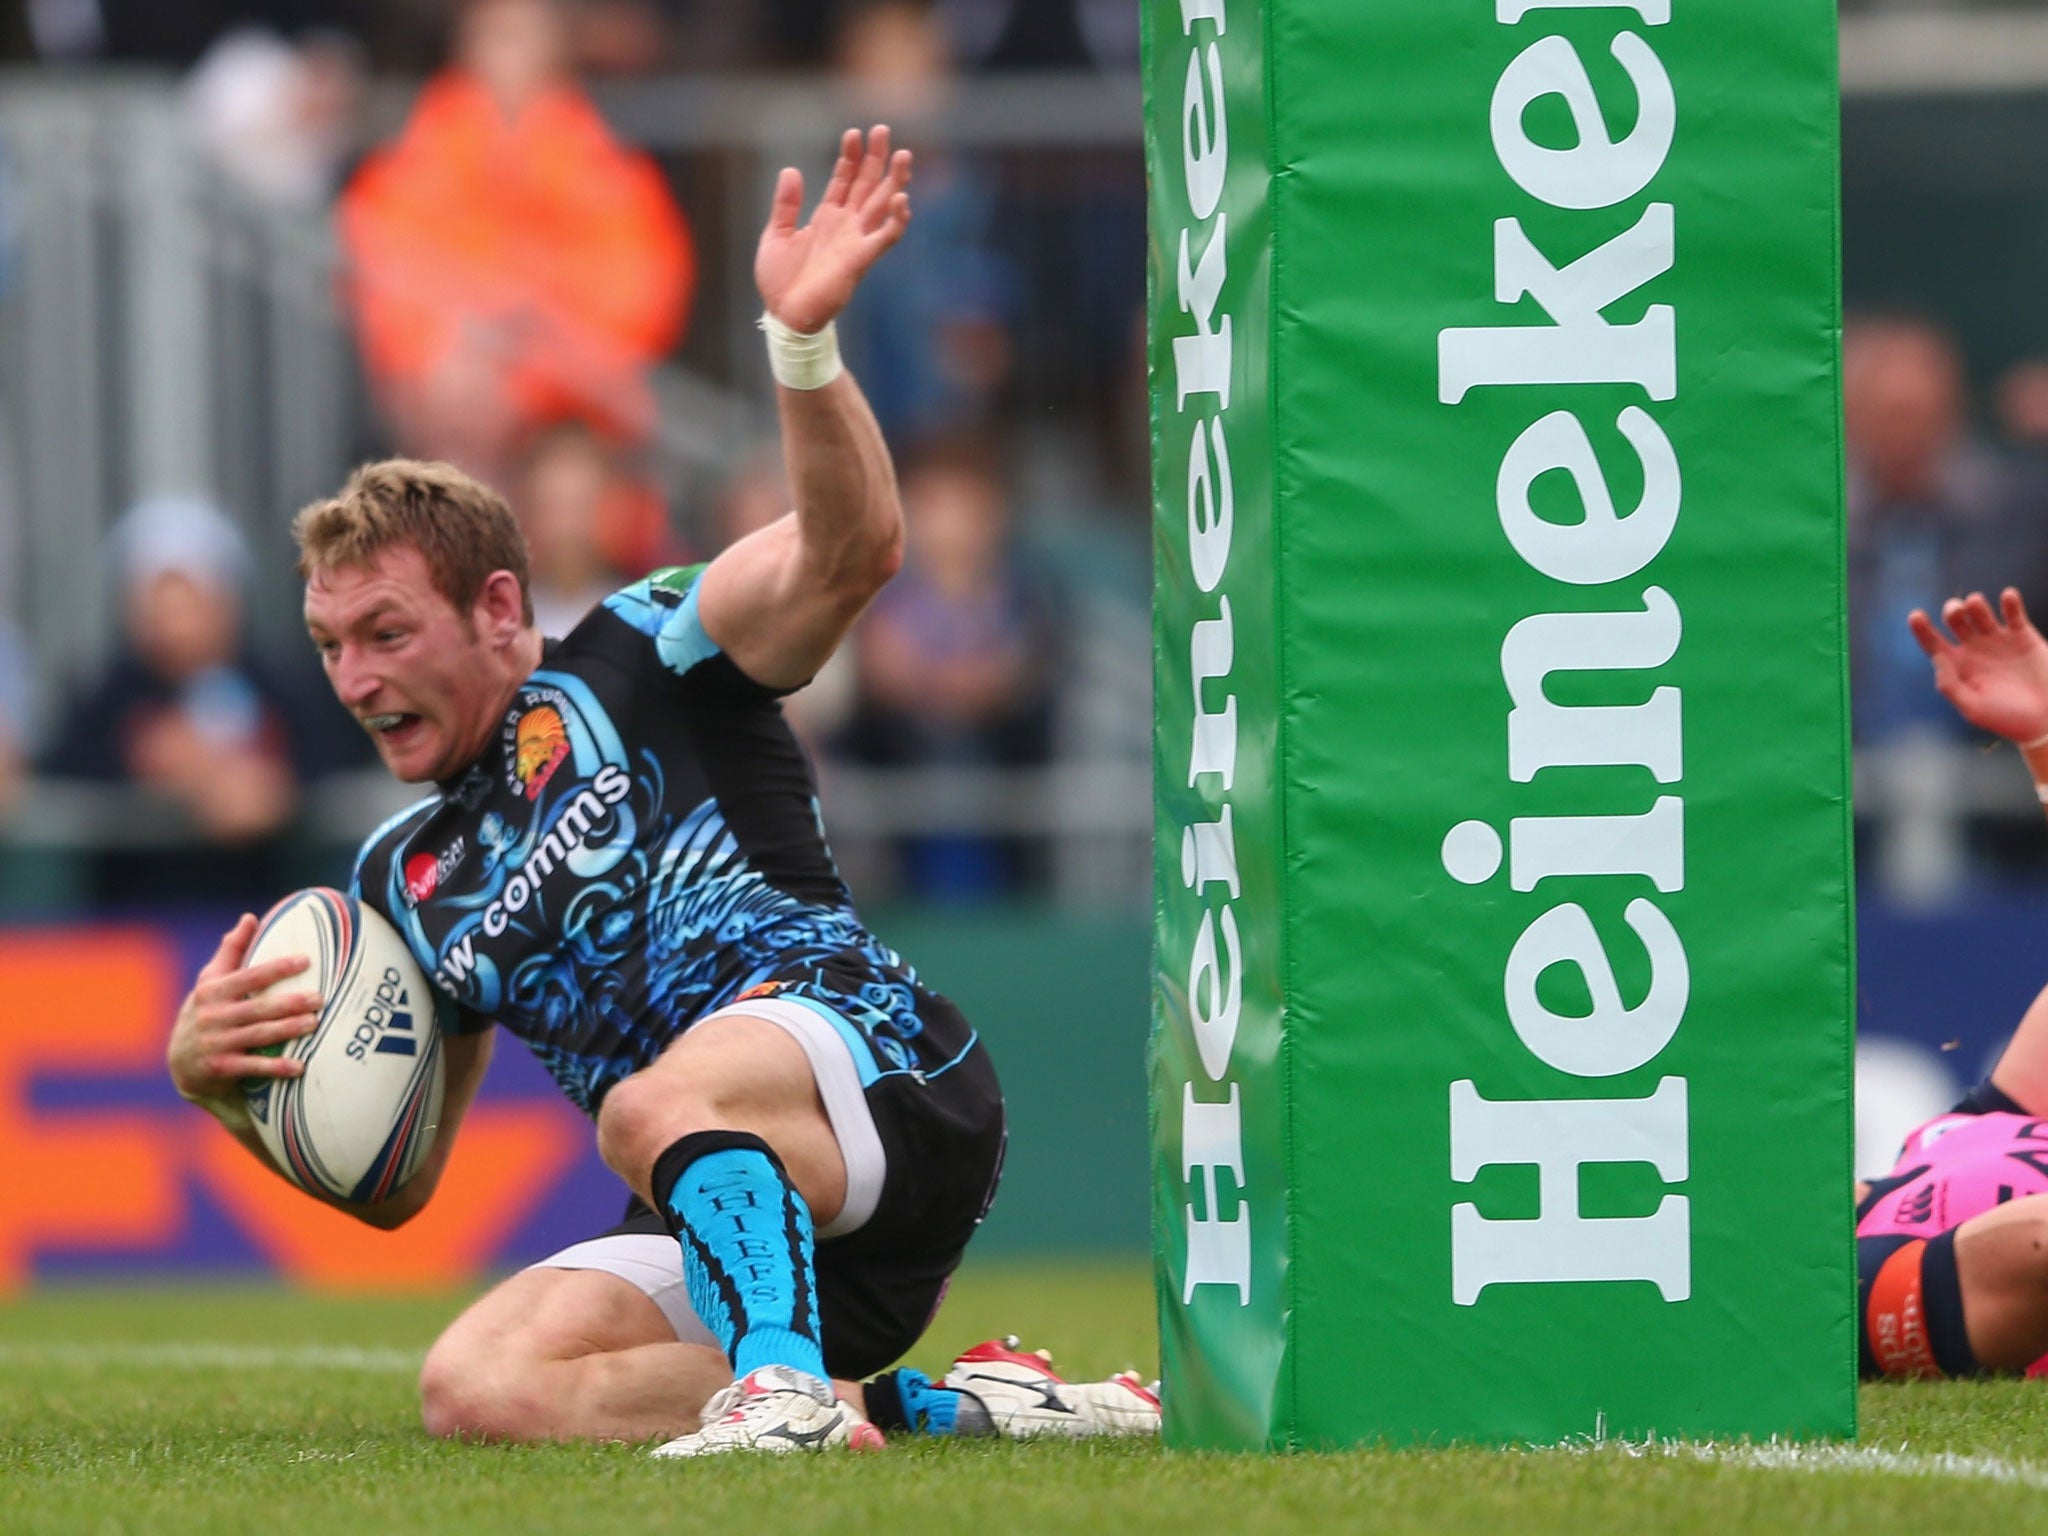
xmin=0 ymin=1342 xmax=423 ymax=1373
xmin=1553 ymin=1433 xmax=2048 ymax=1491
xmin=1703 ymin=1442 xmax=2048 ymax=1490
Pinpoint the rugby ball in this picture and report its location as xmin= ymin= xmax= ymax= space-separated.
xmin=240 ymin=887 xmax=445 ymax=1204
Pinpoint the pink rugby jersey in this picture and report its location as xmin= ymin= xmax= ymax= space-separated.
xmin=1860 ymin=1108 xmax=2048 ymax=1377
xmin=1859 ymin=1110 xmax=2048 ymax=1241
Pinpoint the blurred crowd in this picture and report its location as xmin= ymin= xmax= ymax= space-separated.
xmin=0 ymin=0 xmax=1142 ymax=910
xmin=0 ymin=0 xmax=1137 ymax=75
xmin=18 ymin=2 xmax=2044 ymax=913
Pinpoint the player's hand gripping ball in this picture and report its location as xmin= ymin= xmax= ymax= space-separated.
xmin=241 ymin=888 xmax=445 ymax=1203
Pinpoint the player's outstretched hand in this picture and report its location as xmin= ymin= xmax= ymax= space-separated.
xmin=1908 ymin=587 xmax=2048 ymax=745
xmin=166 ymin=913 xmax=320 ymax=1108
xmin=755 ymin=126 xmax=912 ymax=336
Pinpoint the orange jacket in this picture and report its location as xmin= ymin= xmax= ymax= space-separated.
xmin=339 ymin=73 xmax=695 ymax=431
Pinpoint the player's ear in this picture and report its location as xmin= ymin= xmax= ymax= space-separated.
xmin=476 ymin=569 xmax=528 ymax=648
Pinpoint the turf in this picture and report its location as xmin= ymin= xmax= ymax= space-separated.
xmin=4 ymin=1261 xmax=2046 ymax=1535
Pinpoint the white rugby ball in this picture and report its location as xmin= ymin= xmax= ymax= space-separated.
xmin=241 ymin=887 xmax=446 ymax=1204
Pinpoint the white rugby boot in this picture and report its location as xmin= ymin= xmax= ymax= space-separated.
xmin=649 ymin=1364 xmax=886 ymax=1458
xmin=942 ymin=1337 xmax=1162 ymax=1439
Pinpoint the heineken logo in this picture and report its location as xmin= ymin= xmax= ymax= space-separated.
xmin=1437 ymin=1 xmax=1691 ymax=1307
xmin=1167 ymin=0 xmax=1253 ymax=1310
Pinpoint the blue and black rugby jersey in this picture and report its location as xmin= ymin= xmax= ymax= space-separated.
xmin=348 ymin=565 xmax=972 ymax=1114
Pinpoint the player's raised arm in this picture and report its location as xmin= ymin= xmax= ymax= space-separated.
xmin=696 ymin=126 xmax=914 ymax=691
xmin=1910 ymin=587 xmax=2048 ymax=819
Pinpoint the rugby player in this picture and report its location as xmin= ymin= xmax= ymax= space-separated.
xmin=1856 ymin=586 xmax=2048 ymax=1379
xmin=165 ymin=126 xmax=1160 ymax=1453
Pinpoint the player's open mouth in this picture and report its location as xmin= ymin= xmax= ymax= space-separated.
xmin=364 ymin=713 xmax=423 ymax=742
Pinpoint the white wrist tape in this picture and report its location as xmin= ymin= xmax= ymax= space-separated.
xmin=760 ymin=310 xmax=843 ymax=391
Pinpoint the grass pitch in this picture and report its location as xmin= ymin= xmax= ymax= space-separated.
xmin=4 ymin=1261 xmax=2046 ymax=1535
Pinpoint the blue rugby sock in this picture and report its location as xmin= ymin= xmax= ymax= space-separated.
xmin=650 ymin=1130 xmax=828 ymax=1385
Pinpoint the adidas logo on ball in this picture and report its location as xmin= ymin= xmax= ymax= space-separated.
xmin=346 ymin=967 xmax=419 ymax=1060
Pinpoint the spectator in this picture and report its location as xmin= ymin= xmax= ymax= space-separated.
xmin=843 ymin=434 xmax=1056 ymax=899
xmin=930 ymin=0 xmax=1144 ymax=492
xmin=0 ymin=134 xmax=32 ymax=819
xmin=38 ymin=497 xmax=359 ymax=906
xmin=1996 ymin=359 xmax=2048 ymax=455
xmin=0 ymin=136 xmax=23 ymax=629
xmin=0 ymin=138 xmax=34 ymax=817
xmin=832 ymin=0 xmax=1018 ymax=443
xmin=184 ymin=24 xmax=365 ymax=208
xmin=337 ymin=0 xmax=694 ymax=486
xmin=513 ymin=420 xmax=635 ymax=638
xmin=1846 ymin=315 xmax=2044 ymax=744
xmin=0 ymin=615 xmax=31 ymax=820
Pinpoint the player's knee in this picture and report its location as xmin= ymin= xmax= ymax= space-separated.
xmin=418 ymin=1341 xmax=551 ymax=1444
xmin=595 ymin=1071 xmax=720 ymax=1183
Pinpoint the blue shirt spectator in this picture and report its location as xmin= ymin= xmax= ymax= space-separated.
xmin=1845 ymin=317 xmax=2047 ymax=743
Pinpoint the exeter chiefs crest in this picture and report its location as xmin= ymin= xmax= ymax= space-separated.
xmin=505 ymin=690 xmax=573 ymax=800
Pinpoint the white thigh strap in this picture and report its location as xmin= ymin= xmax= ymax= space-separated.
xmin=529 ymin=1234 xmax=720 ymax=1349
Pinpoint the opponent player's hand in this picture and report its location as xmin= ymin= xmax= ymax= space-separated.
xmin=755 ymin=126 xmax=912 ymax=336
xmin=165 ymin=914 xmax=321 ymax=1109
xmin=1908 ymin=587 xmax=2048 ymax=744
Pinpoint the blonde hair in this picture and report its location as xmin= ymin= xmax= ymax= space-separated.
xmin=293 ymin=459 xmax=534 ymax=624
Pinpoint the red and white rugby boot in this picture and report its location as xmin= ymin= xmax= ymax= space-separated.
xmin=649 ymin=1365 xmax=886 ymax=1458
xmin=941 ymin=1337 xmax=1162 ymax=1439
